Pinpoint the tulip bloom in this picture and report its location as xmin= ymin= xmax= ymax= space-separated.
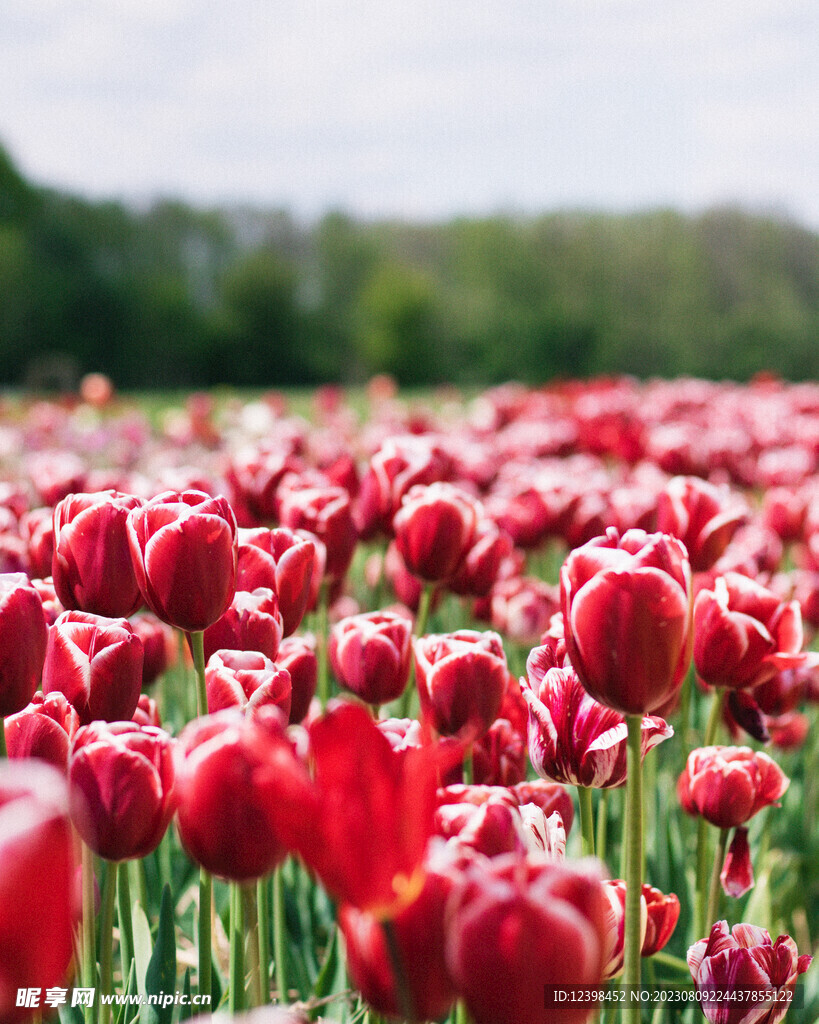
xmin=393 ymin=482 xmax=481 ymax=583
xmin=295 ymin=701 xmax=445 ymax=918
xmin=205 ymin=649 xmax=292 ymax=721
xmin=236 ymin=526 xmax=317 ymax=636
xmin=448 ymin=519 xmax=513 ymax=598
xmin=560 ymin=527 xmax=693 ymax=715
xmin=69 ymin=720 xmax=176 ymax=861
xmin=0 ymin=572 xmax=49 ymax=718
xmin=446 ymin=855 xmax=609 ymax=1024
xmin=641 ymin=884 xmax=680 ymax=956
xmin=694 ymin=573 xmax=807 ymax=690
xmin=656 ymin=476 xmax=747 ymax=572
xmin=414 ymin=630 xmax=508 ymax=739
xmin=5 ymin=691 xmax=80 ymax=771
xmin=52 ymin=490 xmax=145 ymax=618
xmin=329 ymin=610 xmax=413 ymax=705
xmin=175 ymin=708 xmax=308 ymax=882
xmin=42 ymin=610 xmax=144 ymax=725
xmin=202 ymin=587 xmax=283 ymax=663
xmin=688 ymin=921 xmax=812 ymax=1024
xmin=126 ymin=489 xmax=238 ymax=633
xmin=522 ymin=645 xmax=673 ymax=789
xmin=0 ymin=760 xmax=75 ymax=1022
xmin=278 ymin=483 xmax=357 ymax=583
xmin=677 ymin=746 xmax=789 ymax=830
xmin=601 ymin=879 xmax=648 ymax=979
xmin=276 ymin=634 xmax=317 ymax=724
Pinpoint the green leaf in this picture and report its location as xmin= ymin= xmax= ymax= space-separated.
xmin=57 ymin=1003 xmax=84 ymax=1024
xmin=145 ymin=884 xmax=177 ymax=1024
xmin=113 ymin=961 xmax=137 ymax=1024
xmin=179 ymin=969 xmax=193 ymax=1022
xmin=132 ymin=900 xmax=153 ymax=1011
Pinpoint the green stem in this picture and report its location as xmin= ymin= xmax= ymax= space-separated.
xmin=257 ymin=876 xmax=271 ymax=1004
xmin=98 ymin=862 xmax=117 ymax=1024
xmin=229 ymin=882 xmax=245 ymax=1013
xmin=651 ymin=950 xmax=693 ymax=974
xmin=81 ymin=843 xmax=97 ymax=1024
xmin=189 ymin=630 xmax=208 ymax=718
xmin=243 ymin=883 xmax=261 ymax=1008
xmin=198 ymin=867 xmax=213 ymax=1002
xmin=381 ymin=918 xmax=414 ymax=1022
xmin=117 ymin=863 xmax=134 ymax=988
xmin=703 ymin=688 xmax=724 ymax=748
xmin=578 ymin=786 xmax=596 ymax=858
xmin=316 ymin=581 xmax=330 ymax=708
xmin=706 ymin=828 xmax=729 ymax=933
xmin=596 ymin=788 xmax=609 ymax=863
xmin=455 ymin=999 xmax=472 ymax=1024
xmin=462 ymin=743 xmax=474 ymax=786
xmin=694 ymin=816 xmax=710 ymax=942
xmin=622 ymin=714 xmax=644 ymax=1024
xmin=273 ymin=864 xmax=290 ymax=1004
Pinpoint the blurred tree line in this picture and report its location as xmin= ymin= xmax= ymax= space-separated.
xmin=2 ymin=142 xmax=818 ymax=389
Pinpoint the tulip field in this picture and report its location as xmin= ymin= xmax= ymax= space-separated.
xmin=2 ymin=374 xmax=819 ymax=1024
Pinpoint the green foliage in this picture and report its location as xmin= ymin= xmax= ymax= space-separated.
xmin=1 ymin=141 xmax=819 ymax=388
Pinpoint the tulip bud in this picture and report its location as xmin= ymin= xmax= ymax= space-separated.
xmin=126 ymin=489 xmax=238 ymax=632
xmin=278 ymin=483 xmax=357 ymax=583
xmin=276 ymin=634 xmax=317 ymax=724
xmin=237 ymin=527 xmax=317 ymax=636
xmin=393 ymin=483 xmax=479 ymax=583
xmin=52 ymin=490 xmax=145 ymax=618
xmin=329 ymin=610 xmax=413 ymax=705
xmin=42 ymin=610 xmax=144 ymax=725
xmin=560 ymin=527 xmax=693 ymax=715
xmin=0 ymin=572 xmax=48 ymax=718
xmin=69 ymin=720 xmax=176 ymax=861
xmin=656 ymin=476 xmax=747 ymax=572
xmin=677 ymin=746 xmax=789 ymax=829
xmin=5 ymin=691 xmax=80 ymax=771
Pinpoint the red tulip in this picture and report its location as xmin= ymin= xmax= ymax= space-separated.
xmin=5 ymin=691 xmax=80 ymax=771
xmin=295 ymin=701 xmax=445 ymax=917
xmin=688 ymin=921 xmax=812 ymax=1024
xmin=52 ymin=490 xmax=145 ymax=618
xmin=202 ymin=587 xmax=283 ymax=663
xmin=641 ymin=884 xmax=680 ymax=956
xmin=132 ymin=692 xmax=162 ymax=728
xmin=130 ymin=611 xmax=176 ymax=686
xmin=677 ymin=746 xmax=789 ymax=829
xmin=521 ymin=645 xmax=673 ymax=788
xmin=656 ymin=476 xmax=747 ymax=572
xmin=469 ymin=717 xmax=527 ymax=787
xmin=236 ymin=527 xmax=317 ymax=636
xmin=126 ymin=489 xmax=238 ymax=632
xmin=485 ymin=575 xmax=560 ymax=645
xmin=0 ymin=573 xmax=48 ymax=717
xmin=414 ymin=630 xmax=508 ymax=739
xmin=339 ymin=841 xmax=462 ymax=1021
xmin=276 ymin=634 xmax=317 ymax=724
xmin=600 ymin=879 xmax=647 ymax=979
xmin=69 ymin=720 xmax=176 ymax=861
xmin=19 ymin=506 xmax=54 ymax=579
xmin=560 ymin=527 xmax=693 ymax=715
xmin=175 ymin=708 xmax=308 ymax=881
xmin=694 ymin=573 xmax=807 ymax=690
xmin=206 ymin=649 xmax=292 ymax=720
xmin=42 ymin=609 xmax=144 ymax=724
xmin=448 ymin=520 xmax=513 ymax=598
xmin=0 ymin=760 xmax=75 ymax=1022
xmin=446 ymin=855 xmax=609 ymax=1024
xmin=511 ymin=779 xmax=575 ymax=835
xmin=393 ymin=483 xmax=480 ymax=583
xmin=329 ymin=610 xmax=413 ymax=705
xmin=278 ymin=482 xmax=357 ymax=583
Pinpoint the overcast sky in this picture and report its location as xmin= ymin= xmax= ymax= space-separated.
xmin=3 ymin=0 xmax=818 ymax=225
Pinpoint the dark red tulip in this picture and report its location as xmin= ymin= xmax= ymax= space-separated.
xmin=132 ymin=693 xmax=162 ymax=728
xmin=295 ymin=701 xmax=445 ymax=917
xmin=329 ymin=610 xmax=413 ymax=705
xmin=52 ymin=490 xmax=145 ymax=618
xmin=677 ymin=746 xmax=789 ymax=829
xmin=19 ymin=507 xmax=54 ymax=579
xmin=278 ymin=483 xmax=357 ymax=583
xmin=276 ymin=634 xmax=317 ymax=723
xmin=641 ymin=884 xmax=680 ymax=956
xmin=694 ymin=573 xmax=807 ymax=690
xmin=126 ymin=489 xmax=238 ymax=632
xmin=511 ymin=779 xmax=575 ymax=835
xmin=0 ymin=572 xmax=48 ymax=718
xmin=448 ymin=519 xmax=513 ymax=598
xmin=202 ymin=587 xmax=283 ymax=663
xmin=414 ymin=630 xmax=508 ymax=739
xmin=339 ymin=841 xmax=462 ymax=1021
xmin=393 ymin=483 xmax=480 ymax=583
xmin=42 ymin=610 xmax=143 ymax=725
xmin=522 ymin=644 xmax=672 ymax=788
xmin=69 ymin=720 xmax=176 ymax=861
xmin=206 ymin=649 xmax=292 ymax=720
xmin=656 ymin=476 xmax=747 ymax=572
xmin=130 ymin=611 xmax=176 ymax=686
xmin=560 ymin=527 xmax=693 ymax=715
xmin=237 ymin=526 xmax=317 ymax=636
xmin=688 ymin=921 xmax=812 ymax=1024
xmin=5 ymin=691 xmax=80 ymax=772
xmin=446 ymin=855 xmax=609 ymax=1024
xmin=175 ymin=708 xmax=309 ymax=881
xmin=0 ymin=760 xmax=75 ymax=1022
